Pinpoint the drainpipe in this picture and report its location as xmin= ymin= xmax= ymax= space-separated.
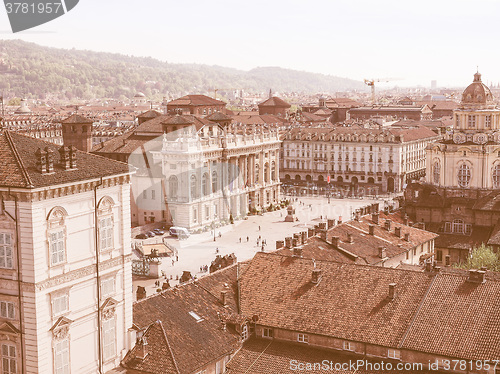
xmin=94 ymin=178 xmax=103 ymax=374
xmin=4 ymin=190 xmax=25 ymax=374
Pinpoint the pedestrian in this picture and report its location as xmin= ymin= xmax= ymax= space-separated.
xmin=172 ymin=260 xmax=174 ymax=266
xmin=216 ymin=247 xmax=219 ymax=254
xmin=239 ymin=237 xmax=241 ymax=243
xmin=218 ymin=231 xmax=222 ymax=237
xmin=176 ymin=255 xmax=179 ymax=262
xmin=246 ymin=236 xmax=249 ymax=242
xmin=258 ymin=225 xmax=261 ymax=231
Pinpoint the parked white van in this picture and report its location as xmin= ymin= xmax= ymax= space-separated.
xmin=169 ymin=226 xmax=190 ymax=239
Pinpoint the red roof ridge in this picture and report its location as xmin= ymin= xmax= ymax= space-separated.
xmin=4 ymin=130 xmax=33 ymax=188
xmin=158 ymin=320 xmax=181 ymax=374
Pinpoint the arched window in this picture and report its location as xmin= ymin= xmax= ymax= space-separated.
xmin=457 ymin=163 xmax=471 ymax=188
xmin=212 ymin=171 xmax=218 ymax=193
xmin=255 ymin=164 xmax=260 ymax=184
xmin=169 ymin=175 xmax=178 ymax=199
xmin=98 ymin=197 xmax=114 ymax=252
xmin=433 ymin=161 xmax=440 ymax=184
xmin=493 ymin=164 xmax=500 ymax=188
xmin=202 ymin=173 xmax=209 ymax=196
xmin=271 ymin=161 xmax=276 ymax=181
xmin=47 ymin=207 xmax=68 ymax=266
xmin=264 ymin=163 xmax=269 ymax=184
xmin=190 ymin=175 xmax=198 ymax=199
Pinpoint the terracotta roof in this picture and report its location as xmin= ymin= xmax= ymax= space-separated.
xmin=138 ymin=109 xmax=162 ymax=119
xmin=129 ymin=280 xmax=240 ymax=374
xmin=401 ymin=272 xmax=500 ymax=360
xmin=239 ymin=252 xmax=434 ymax=348
xmin=0 ymin=131 xmax=129 ymax=189
xmin=258 ymin=97 xmax=291 ymax=108
xmin=206 ymin=111 xmax=232 ymax=121
xmin=231 ymin=114 xmax=286 ymax=126
xmin=226 ymin=338 xmax=378 ymax=374
xmin=434 ymin=227 xmax=492 ymax=250
xmin=60 ymin=113 xmax=93 ymax=124
xmin=167 ymin=94 xmax=226 ymax=107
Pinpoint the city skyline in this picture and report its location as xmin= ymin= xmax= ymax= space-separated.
xmin=1 ymin=0 xmax=499 ymax=88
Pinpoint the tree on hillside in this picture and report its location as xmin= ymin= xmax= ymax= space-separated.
xmin=454 ymin=244 xmax=500 ymax=271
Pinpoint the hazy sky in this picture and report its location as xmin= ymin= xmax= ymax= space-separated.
xmin=1 ymin=0 xmax=498 ymax=87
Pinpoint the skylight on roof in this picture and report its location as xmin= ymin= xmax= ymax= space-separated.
xmin=188 ymin=311 xmax=204 ymax=323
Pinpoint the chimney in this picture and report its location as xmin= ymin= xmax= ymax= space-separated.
xmin=58 ymin=146 xmax=70 ymax=170
xmin=468 ymin=269 xmax=486 ymax=283
xmin=136 ymin=286 xmax=146 ymax=300
xmin=293 ymin=247 xmax=303 ymax=257
xmin=327 ymin=219 xmax=334 ymax=229
xmin=35 ymin=148 xmax=47 ymax=174
xmin=378 ymin=246 xmax=386 ymax=258
xmin=69 ymin=145 xmax=77 ymax=169
xmin=403 ymin=214 xmax=409 ymax=226
xmin=394 ymin=227 xmax=402 ymax=238
xmin=276 ymin=240 xmax=284 ymax=250
xmin=346 ymin=233 xmax=353 ymax=243
xmin=319 ymin=231 xmax=327 ymax=241
xmin=372 ymin=213 xmax=379 ymax=224
xmin=354 ymin=211 xmax=360 ymax=221
xmin=45 ymin=147 xmax=54 ymax=173
xmin=338 ymin=216 xmax=343 ymax=224
xmin=404 ymin=233 xmax=410 ymax=241
xmin=292 ymin=238 xmax=299 ymax=247
xmin=301 ymin=231 xmax=308 ymax=243
xmin=221 ymin=290 xmax=228 ymax=306
xmin=285 ymin=237 xmax=293 ymax=248
xmin=319 ymin=222 xmax=327 ymax=230
xmin=445 ymin=255 xmax=451 ymax=266
xmin=385 ymin=219 xmax=392 ymax=231
xmin=293 ymin=233 xmax=301 ymax=245
xmin=311 ymin=268 xmax=322 ymax=284
xmin=135 ymin=337 xmax=148 ymax=360
xmin=331 ymin=236 xmax=340 ymax=248
xmin=307 ymin=228 xmax=314 ymax=238
xmin=388 ymin=283 xmax=396 ymax=300
xmin=425 ymin=261 xmax=432 ymax=272
xmin=369 ymin=224 xmax=375 ymax=235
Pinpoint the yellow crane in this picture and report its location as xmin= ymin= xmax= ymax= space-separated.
xmin=364 ymin=78 xmax=400 ymax=104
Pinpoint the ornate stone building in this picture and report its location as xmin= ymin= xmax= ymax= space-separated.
xmin=0 ymin=131 xmax=133 ymax=373
xmin=280 ymin=125 xmax=439 ymax=195
xmin=405 ymin=72 xmax=500 ymax=265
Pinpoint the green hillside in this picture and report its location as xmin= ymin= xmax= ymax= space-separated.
xmin=0 ymin=40 xmax=364 ymax=101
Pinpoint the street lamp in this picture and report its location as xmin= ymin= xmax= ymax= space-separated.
xmin=212 ymin=221 xmax=216 ymax=242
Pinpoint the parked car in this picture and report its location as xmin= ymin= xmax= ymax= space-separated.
xmin=152 ymin=229 xmax=165 ymax=235
xmin=135 ymin=233 xmax=148 ymax=239
xmin=169 ymin=226 xmax=190 ymax=239
xmin=146 ymin=231 xmax=155 ymax=238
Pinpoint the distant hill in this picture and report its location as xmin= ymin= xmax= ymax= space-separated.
xmin=0 ymin=40 xmax=364 ymax=101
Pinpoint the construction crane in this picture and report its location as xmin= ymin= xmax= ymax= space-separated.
xmin=364 ymin=78 xmax=400 ymax=105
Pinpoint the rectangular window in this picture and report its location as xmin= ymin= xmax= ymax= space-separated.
xmin=0 ymin=233 xmax=13 ymax=269
xmin=151 ymin=190 xmax=156 ymax=200
xmin=99 ymin=217 xmax=113 ymax=251
xmin=193 ymin=208 xmax=197 ymax=223
xmin=205 ymin=206 xmax=210 ymax=220
xmin=103 ymin=317 xmax=116 ymax=361
xmin=262 ymin=328 xmax=273 ymax=338
xmin=101 ymin=277 xmax=115 ymax=297
xmin=142 ymin=190 xmax=147 ymax=199
xmin=50 ymin=229 xmax=65 ymax=266
xmin=52 ymin=294 xmax=68 ymax=316
xmin=468 ymin=115 xmax=476 ymax=128
xmin=486 ymin=115 xmax=492 ymax=128
xmin=0 ymin=301 xmax=15 ymax=320
xmin=444 ymin=222 xmax=451 ymax=233
xmin=54 ymin=339 xmax=69 ymax=374
xmin=343 ymin=341 xmax=355 ymax=351
xmin=1 ymin=344 xmax=16 ymax=374
xmin=297 ymin=333 xmax=309 ymax=343
xmin=388 ymin=349 xmax=400 ymax=359
xmin=436 ymin=250 xmax=443 ymax=262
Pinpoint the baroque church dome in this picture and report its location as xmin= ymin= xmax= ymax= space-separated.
xmin=461 ymin=72 xmax=493 ymax=105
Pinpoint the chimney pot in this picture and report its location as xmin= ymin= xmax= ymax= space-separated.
xmin=331 ymin=236 xmax=340 ymax=248
xmin=372 ymin=213 xmax=379 ymax=224
xmin=395 ymin=227 xmax=402 ymax=238
xmin=221 ymin=290 xmax=228 ymax=306
xmin=388 ymin=283 xmax=396 ymax=299
xmin=378 ymin=246 xmax=386 ymax=258
xmin=404 ymin=233 xmax=410 ymax=241
xmin=385 ymin=219 xmax=392 ymax=231
xmin=369 ymin=224 xmax=375 ymax=235
xmin=311 ymin=268 xmax=322 ymax=284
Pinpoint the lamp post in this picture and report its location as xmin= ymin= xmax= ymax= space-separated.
xmin=212 ymin=221 xmax=216 ymax=242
